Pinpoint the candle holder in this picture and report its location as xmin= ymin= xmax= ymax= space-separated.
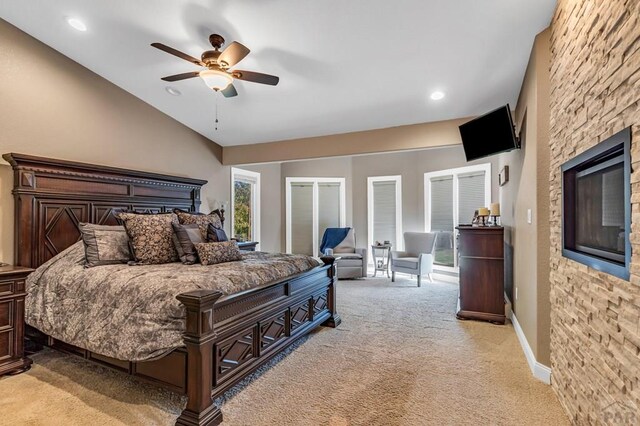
xmin=489 ymin=203 xmax=501 ymax=226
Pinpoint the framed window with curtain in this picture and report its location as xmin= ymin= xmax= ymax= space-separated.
xmin=285 ymin=177 xmax=346 ymax=256
xmin=424 ymin=163 xmax=491 ymax=270
xmin=231 ymin=167 xmax=261 ymax=245
xmin=367 ymin=176 xmax=403 ymax=261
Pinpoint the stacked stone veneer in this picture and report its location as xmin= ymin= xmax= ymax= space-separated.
xmin=549 ymin=0 xmax=640 ymax=423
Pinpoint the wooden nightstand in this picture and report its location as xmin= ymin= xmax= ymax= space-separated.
xmin=0 ymin=265 xmax=34 ymax=376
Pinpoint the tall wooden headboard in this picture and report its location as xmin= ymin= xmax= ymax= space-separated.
xmin=2 ymin=153 xmax=213 ymax=269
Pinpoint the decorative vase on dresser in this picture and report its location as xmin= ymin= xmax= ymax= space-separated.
xmin=0 ymin=265 xmax=34 ymax=376
xmin=455 ymin=226 xmax=505 ymax=324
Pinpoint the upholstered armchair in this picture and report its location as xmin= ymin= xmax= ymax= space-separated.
xmin=321 ymin=228 xmax=367 ymax=279
xmin=390 ymin=232 xmax=437 ymax=287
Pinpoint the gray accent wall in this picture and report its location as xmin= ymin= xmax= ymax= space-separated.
xmin=277 ymin=145 xmax=499 ymax=254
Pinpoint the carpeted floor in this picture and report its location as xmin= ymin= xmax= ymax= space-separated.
xmin=0 ymin=276 xmax=569 ymax=425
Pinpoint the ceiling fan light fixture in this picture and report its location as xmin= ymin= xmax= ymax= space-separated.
xmin=199 ymin=70 xmax=233 ymax=91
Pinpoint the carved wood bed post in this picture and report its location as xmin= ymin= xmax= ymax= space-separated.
xmin=320 ymin=256 xmax=342 ymax=328
xmin=176 ymin=290 xmax=224 ymax=426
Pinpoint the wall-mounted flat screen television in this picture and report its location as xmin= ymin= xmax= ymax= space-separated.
xmin=458 ymin=104 xmax=519 ymax=161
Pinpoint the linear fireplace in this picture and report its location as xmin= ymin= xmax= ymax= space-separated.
xmin=561 ymin=127 xmax=631 ymax=280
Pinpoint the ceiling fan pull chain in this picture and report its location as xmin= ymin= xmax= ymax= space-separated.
xmin=215 ymin=92 xmax=219 ymax=131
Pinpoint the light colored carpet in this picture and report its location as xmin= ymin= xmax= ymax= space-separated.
xmin=0 ymin=276 xmax=568 ymax=425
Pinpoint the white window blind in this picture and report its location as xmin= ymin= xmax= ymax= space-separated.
xmin=290 ymin=183 xmax=314 ymax=255
xmin=430 ymin=175 xmax=453 ymax=232
xmin=457 ymin=171 xmax=486 ymax=224
xmin=372 ymin=181 xmax=397 ymax=247
xmin=286 ymin=178 xmax=346 ymax=256
xmin=318 ymin=183 xmax=341 ymax=243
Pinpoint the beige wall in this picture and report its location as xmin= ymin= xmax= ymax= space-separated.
xmin=498 ymin=28 xmax=551 ymax=366
xmin=549 ymin=0 xmax=640 ymax=421
xmin=0 ymin=19 xmax=283 ymax=260
xmin=223 ymin=118 xmax=470 ymax=165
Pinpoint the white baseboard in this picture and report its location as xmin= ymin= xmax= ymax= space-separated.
xmin=510 ymin=312 xmax=552 ymax=385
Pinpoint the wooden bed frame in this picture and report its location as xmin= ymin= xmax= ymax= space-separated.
xmin=3 ymin=153 xmax=340 ymax=426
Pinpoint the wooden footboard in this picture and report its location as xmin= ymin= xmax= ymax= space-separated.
xmin=176 ymin=256 xmax=338 ymax=425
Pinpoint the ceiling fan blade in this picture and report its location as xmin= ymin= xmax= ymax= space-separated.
xmin=218 ymin=41 xmax=250 ymax=67
xmin=151 ymin=43 xmax=203 ymax=66
xmin=221 ymin=84 xmax=238 ymax=98
xmin=161 ymin=71 xmax=200 ymax=82
xmin=232 ymin=70 xmax=279 ymax=86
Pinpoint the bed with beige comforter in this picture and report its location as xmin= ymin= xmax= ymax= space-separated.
xmin=26 ymin=242 xmax=319 ymax=361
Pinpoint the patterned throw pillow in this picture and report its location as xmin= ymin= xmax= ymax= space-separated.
xmin=118 ymin=212 xmax=179 ymax=264
xmin=194 ymin=241 xmax=242 ymax=266
xmin=206 ymin=223 xmax=229 ymax=242
xmin=79 ymin=223 xmax=131 ymax=268
xmin=174 ymin=209 xmax=223 ymax=239
xmin=172 ymin=223 xmax=205 ymax=265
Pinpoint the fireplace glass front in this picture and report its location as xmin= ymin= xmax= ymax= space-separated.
xmin=562 ymin=127 xmax=631 ymax=280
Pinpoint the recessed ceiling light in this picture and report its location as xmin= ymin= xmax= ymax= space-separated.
xmin=165 ymin=86 xmax=181 ymax=96
xmin=430 ymin=91 xmax=445 ymax=101
xmin=66 ymin=17 xmax=87 ymax=32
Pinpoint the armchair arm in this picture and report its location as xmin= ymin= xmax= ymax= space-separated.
xmin=356 ymin=248 xmax=368 ymax=266
xmin=418 ymin=253 xmax=434 ymax=274
xmin=391 ymin=251 xmax=409 ymax=260
xmin=355 ymin=247 xmax=368 ymax=277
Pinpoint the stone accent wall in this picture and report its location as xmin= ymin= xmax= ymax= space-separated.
xmin=549 ymin=0 xmax=640 ymax=424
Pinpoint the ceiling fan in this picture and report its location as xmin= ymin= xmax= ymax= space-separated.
xmin=151 ymin=33 xmax=279 ymax=98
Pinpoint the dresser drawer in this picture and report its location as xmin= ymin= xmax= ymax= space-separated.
xmin=0 ymin=329 xmax=12 ymax=362
xmin=0 ymin=279 xmax=26 ymax=297
xmin=0 ymin=300 xmax=13 ymax=330
xmin=458 ymin=231 xmax=504 ymax=259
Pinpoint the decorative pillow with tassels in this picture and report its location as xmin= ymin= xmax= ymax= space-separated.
xmin=194 ymin=241 xmax=242 ymax=266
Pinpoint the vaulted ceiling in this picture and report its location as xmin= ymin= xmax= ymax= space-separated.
xmin=1 ymin=0 xmax=556 ymax=146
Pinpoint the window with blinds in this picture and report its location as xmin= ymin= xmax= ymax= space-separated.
xmin=290 ymin=182 xmax=314 ymax=255
xmin=429 ymin=175 xmax=455 ymax=267
xmin=372 ymin=181 xmax=398 ymax=247
xmin=318 ymin=182 xmax=342 ymax=246
xmin=430 ymin=176 xmax=453 ymax=232
xmin=367 ymin=176 xmax=402 ymax=258
xmin=425 ymin=164 xmax=490 ymax=269
xmin=458 ymin=171 xmax=486 ymax=225
xmin=286 ymin=178 xmax=345 ymax=256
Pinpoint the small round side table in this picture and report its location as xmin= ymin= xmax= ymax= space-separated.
xmin=371 ymin=244 xmax=392 ymax=278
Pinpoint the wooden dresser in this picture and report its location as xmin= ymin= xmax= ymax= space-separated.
xmin=455 ymin=226 xmax=505 ymax=324
xmin=0 ymin=265 xmax=34 ymax=376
